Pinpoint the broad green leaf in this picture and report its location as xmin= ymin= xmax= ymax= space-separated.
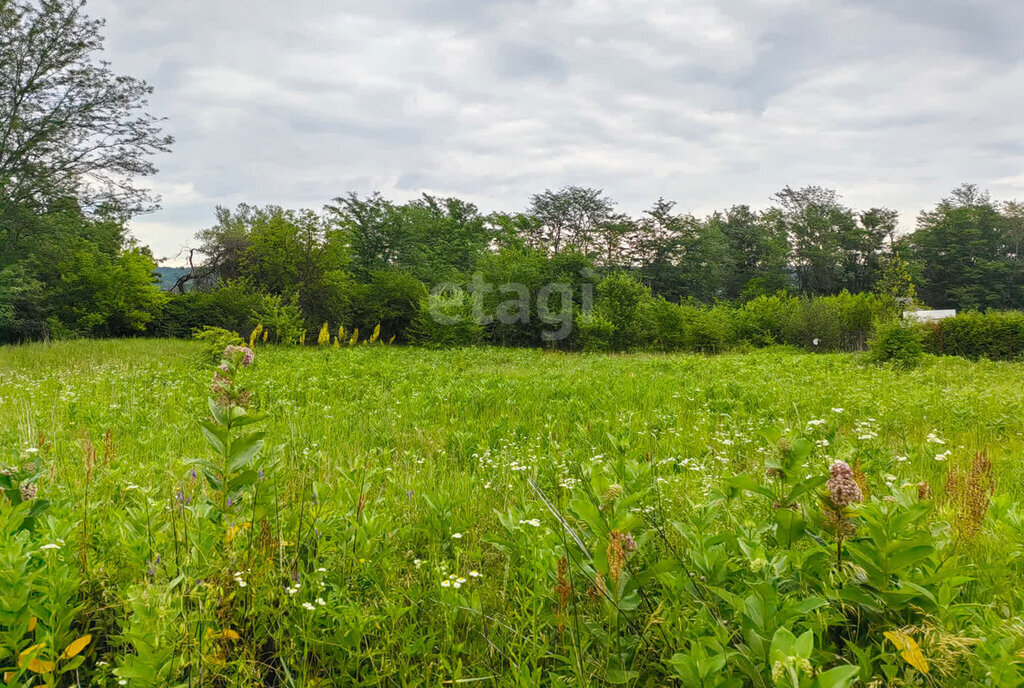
xmin=814 ymin=664 xmax=860 ymax=688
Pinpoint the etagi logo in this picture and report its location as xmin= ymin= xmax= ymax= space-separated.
xmin=427 ymin=270 xmax=597 ymax=341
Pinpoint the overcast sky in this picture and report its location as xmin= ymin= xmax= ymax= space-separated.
xmin=89 ymin=0 xmax=1024 ymax=263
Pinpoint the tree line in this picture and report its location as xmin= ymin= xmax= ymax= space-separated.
xmin=2 ymin=0 xmax=1023 ymax=346
xmin=140 ymin=183 xmax=1022 ymax=338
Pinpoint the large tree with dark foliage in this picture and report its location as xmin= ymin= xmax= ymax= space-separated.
xmin=904 ymin=184 xmax=1024 ymax=310
xmin=0 ymin=0 xmax=171 ymax=342
xmin=0 ymin=0 xmax=172 ymax=225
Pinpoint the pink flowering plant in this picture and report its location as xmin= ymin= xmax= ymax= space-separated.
xmin=188 ymin=345 xmax=265 ymax=518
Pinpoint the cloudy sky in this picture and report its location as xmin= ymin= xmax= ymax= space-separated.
xmin=89 ymin=0 xmax=1024 ymax=263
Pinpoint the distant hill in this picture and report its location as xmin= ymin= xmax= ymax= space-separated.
xmin=154 ymin=267 xmax=191 ymax=291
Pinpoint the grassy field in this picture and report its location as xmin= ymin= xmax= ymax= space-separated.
xmin=1 ymin=340 xmax=1023 ymax=686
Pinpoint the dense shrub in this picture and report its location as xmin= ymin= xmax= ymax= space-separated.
xmin=191 ymin=326 xmax=244 ymax=363
xmin=475 ymin=248 xmax=595 ymax=348
xmin=867 ymin=320 xmax=925 ymax=367
xmin=783 ymin=292 xmax=895 ymax=351
xmin=352 ymin=270 xmax=428 ymax=342
xmin=149 ymin=281 xmax=265 ymax=338
xmin=573 ymin=311 xmax=617 ymax=351
xmin=733 ymin=291 xmax=897 ymax=352
xmin=252 ymin=293 xmax=305 ymax=344
xmin=735 ymin=293 xmax=799 ymax=346
xmin=922 ymin=310 xmax=1024 ymax=360
xmin=679 ymin=302 xmax=737 ymax=353
xmin=589 ymin=273 xmax=656 ymax=350
xmin=649 ymin=297 xmax=688 ymax=350
xmin=407 ymin=290 xmax=485 ymax=347
xmin=146 ymin=270 xmax=1024 ymax=363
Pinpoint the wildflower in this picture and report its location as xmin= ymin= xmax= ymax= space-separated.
xmin=934 ymin=450 xmax=951 ymax=461
xmin=40 ymin=542 xmax=61 ymax=550
xmin=316 ymin=597 xmax=325 ymax=605
xmin=414 ymin=559 xmax=424 ymax=569
xmin=441 ymin=580 xmax=451 ymax=588
xmin=223 ymin=345 xmax=255 ymax=367
xmin=519 ymin=518 xmax=541 ymax=528
xmin=211 ymin=371 xmax=231 ymax=395
xmin=468 ymin=570 xmax=481 ymax=578
xmin=453 ymin=580 xmax=462 ymax=589
xmin=827 ymin=461 xmax=863 ymax=508
xmin=451 ymin=533 xmax=463 ymax=539
xmin=301 ymin=602 xmax=315 ymax=611
xmin=19 ymin=481 xmax=37 ymax=501
xmin=831 ymin=408 xmax=844 ymax=413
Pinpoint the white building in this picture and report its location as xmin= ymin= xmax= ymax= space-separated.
xmin=903 ymin=309 xmax=956 ymax=322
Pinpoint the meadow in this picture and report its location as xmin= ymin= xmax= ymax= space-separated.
xmin=1 ymin=340 xmax=1023 ymax=687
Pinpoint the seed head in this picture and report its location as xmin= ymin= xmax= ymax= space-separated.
xmin=19 ymin=482 xmax=38 ymax=501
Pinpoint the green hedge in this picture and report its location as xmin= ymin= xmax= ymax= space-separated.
xmin=922 ymin=311 xmax=1024 ymax=361
xmin=152 ymin=271 xmax=1024 ymax=361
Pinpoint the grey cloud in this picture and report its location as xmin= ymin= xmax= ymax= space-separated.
xmin=84 ymin=0 xmax=1024 ymax=260
xmin=491 ymin=42 xmax=569 ymax=82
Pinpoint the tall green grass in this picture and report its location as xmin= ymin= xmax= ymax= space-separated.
xmin=0 ymin=341 xmax=1022 ymax=685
